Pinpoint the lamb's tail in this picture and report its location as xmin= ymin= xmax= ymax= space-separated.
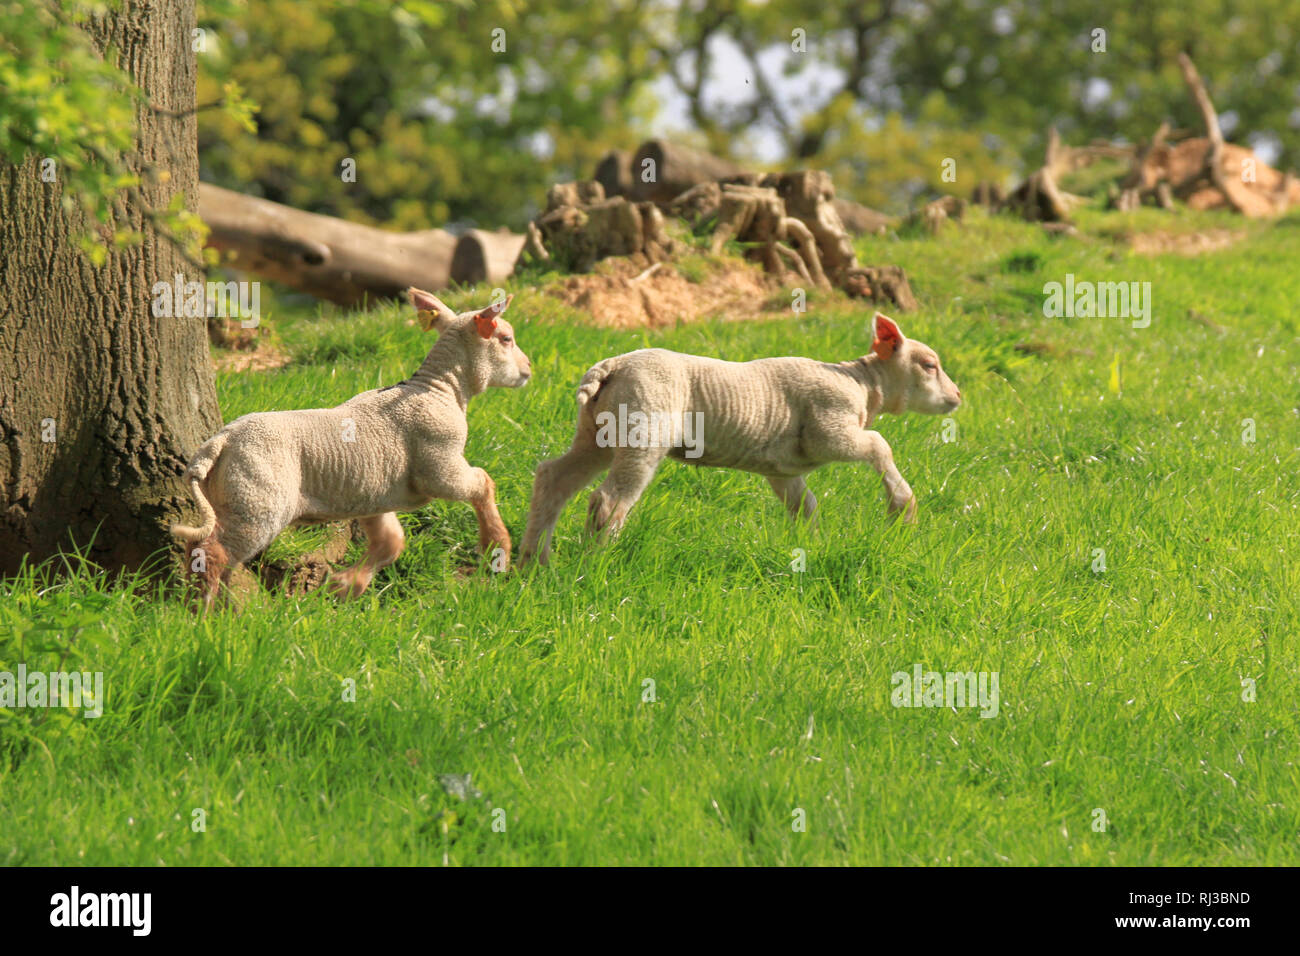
xmin=575 ymin=358 xmax=618 ymax=409
xmin=170 ymin=430 xmax=230 ymax=542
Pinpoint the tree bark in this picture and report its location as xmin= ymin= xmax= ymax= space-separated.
xmin=200 ymin=183 xmax=457 ymax=305
xmin=0 ymin=0 xmax=220 ymax=575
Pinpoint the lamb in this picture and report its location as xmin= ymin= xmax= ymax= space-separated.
xmin=519 ymin=313 xmax=960 ymax=564
xmin=172 ymin=288 xmax=531 ymax=608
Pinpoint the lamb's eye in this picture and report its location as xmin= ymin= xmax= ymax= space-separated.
xmin=922 ymin=362 xmax=937 ymax=372
xmin=500 ymin=336 xmax=513 ymax=345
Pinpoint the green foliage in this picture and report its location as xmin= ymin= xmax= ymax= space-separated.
xmin=810 ymin=96 xmax=1017 ymax=212
xmin=0 ymin=1 xmax=218 ymax=261
xmin=0 ymin=0 xmax=138 ymax=249
xmin=883 ymin=0 xmax=1300 ymax=167
xmin=195 ymin=0 xmax=655 ymax=230
xmin=624 ymin=0 xmax=1300 ymax=212
xmin=18 ymin=1 xmax=1300 ymax=232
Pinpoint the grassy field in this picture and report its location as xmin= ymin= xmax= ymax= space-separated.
xmin=2 ymin=207 xmax=1297 ymax=865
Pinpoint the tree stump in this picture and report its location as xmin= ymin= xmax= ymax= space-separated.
xmin=971 ymin=181 xmax=1006 ymax=206
xmin=762 ymin=170 xmax=857 ymax=281
xmin=534 ymin=185 xmax=676 ymax=273
xmin=842 ymin=266 xmax=919 ymax=312
xmin=710 ymin=184 xmax=829 ymax=289
xmin=665 ymin=181 xmax=722 ymax=226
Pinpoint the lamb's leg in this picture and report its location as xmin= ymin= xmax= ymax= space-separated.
xmin=520 ymin=435 xmax=613 ymax=565
xmin=586 ymin=448 xmax=665 ymax=539
xmin=423 ymin=461 xmax=512 ymax=569
xmin=183 ymin=530 xmax=229 ymax=612
xmin=766 ymin=475 xmax=819 ymax=521
xmin=469 ymin=472 xmax=511 ymax=565
xmin=843 ymin=430 xmax=917 ymax=522
xmin=329 ymin=512 xmax=405 ymax=598
xmin=198 ymin=516 xmax=284 ymax=608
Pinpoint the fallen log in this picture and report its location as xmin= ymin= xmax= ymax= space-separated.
xmin=631 ymin=140 xmax=746 ymax=203
xmin=833 ymin=198 xmax=896 ymax=236
xmin=450 ymin=229 xmax=529 ymax=286
xmin=594 ymin=149 xmax=634 ymax=198
xmin=1178 ymin=52 xmax=1242 ymax=214
xmin=199 ymin=183 xmax=457 ymax=306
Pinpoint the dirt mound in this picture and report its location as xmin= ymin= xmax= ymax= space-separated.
xmin=1129 ymin=229 xmax=1244 ymax=256
xmin=209 ymin=317 xmax=290 ymax=373
xmin=213 ymin=344 xmax=290 ymax=373
xmin=545 ymin=254 xmax=782 ymax=327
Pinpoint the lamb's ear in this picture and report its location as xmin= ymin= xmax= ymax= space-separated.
xmin=408 ymin=287 xmax=456 ymax=332
xmin=473 ymin=293 xmax=513 ymax=339
xmin=871 ymin=312 xmax=906 ymax=360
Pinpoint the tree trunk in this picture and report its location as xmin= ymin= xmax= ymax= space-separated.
xmin=0 ymin=0 xmax=220 ymax=575
xmin=200 ymin=183 xmax=458 ymax=305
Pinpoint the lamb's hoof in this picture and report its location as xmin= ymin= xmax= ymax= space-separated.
xmin=327 ymin=572 xmax=368 ymax=599
xmin=482 ymin=543 xmax=511 ymax=574
xmin=454 ymin=555 xmax=509 ymax=578
xmin=888 ymin=496 xmax=918 ymax=524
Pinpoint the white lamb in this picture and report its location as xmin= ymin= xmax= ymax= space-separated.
xmin=172 ymin=288 xmax=531 ymax=607
xmin=520 ymin=313 xmax=960 ymax=564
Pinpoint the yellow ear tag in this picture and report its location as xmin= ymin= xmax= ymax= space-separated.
xmin=417 ymin=309 xmax=439 ymax=332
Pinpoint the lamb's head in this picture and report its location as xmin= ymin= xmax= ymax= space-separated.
xmin=408 ymin=287 xmax=532 ymax=390
xmin=869 ymin=312 xmax=961 ymax=415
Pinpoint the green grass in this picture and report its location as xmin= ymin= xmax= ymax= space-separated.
xmin=2 ymin=207 xmax=1298 ymax=865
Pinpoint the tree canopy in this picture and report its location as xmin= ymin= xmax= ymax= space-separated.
xmin=6 ymin=0 xmax=1300 ymax=228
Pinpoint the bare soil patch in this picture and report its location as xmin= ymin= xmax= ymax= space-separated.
xmin=544 ymin=254 xmax=784 ymax=328
xmin=1128 ymin=228 xmax=1244 ymax=256
xmin=212 ymin=342 xmax=290 ymax=373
